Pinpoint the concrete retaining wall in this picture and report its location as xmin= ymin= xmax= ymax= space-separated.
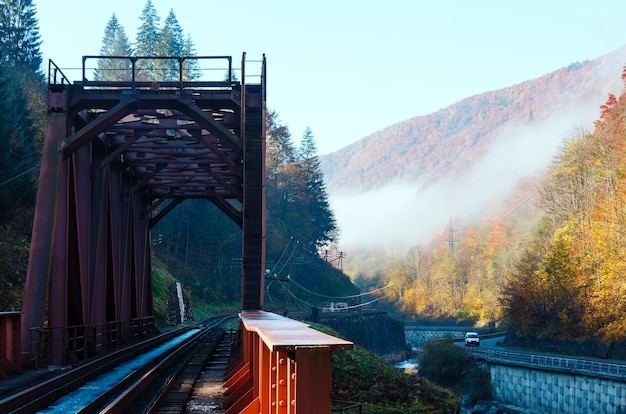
xmin=491 ymin=363 xmax=626 ymax=413
xmin=405 ymin=327 xmax=465 ymax=348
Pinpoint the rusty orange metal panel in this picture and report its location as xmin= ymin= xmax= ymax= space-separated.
xmin=241 ymin=396 xmax=261 ymax=414
xmin=224 ymin=356 xmax=246 ymax=383
xmin=223 ymin=375 xmax=253 ymax=410
xmin=259 ymin=336 xmax=272 ymax=413
xmin=227 ymin=312 xmax=353 ymax=414
xmin=224 ymin=361 xmax=250 ymax=390
xmin=225 ymin=390 xmax=258 ymax=414
xmin=275 ymin=350 xmax=289 ymax=413
xmin=295 ymin=347 xmax=332 ymax=414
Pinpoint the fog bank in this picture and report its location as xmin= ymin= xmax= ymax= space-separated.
xmin=329 ymin=103 xmax=601 ymax=256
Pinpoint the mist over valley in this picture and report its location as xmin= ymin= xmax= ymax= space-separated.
xmin=320 ymin=45 xmax=626 ymax=272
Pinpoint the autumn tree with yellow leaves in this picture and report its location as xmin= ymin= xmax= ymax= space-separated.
xmin=503 ymin=66 xmax=626 ymax=341
xmin=385 ymin=65 xmax=626 ymax=343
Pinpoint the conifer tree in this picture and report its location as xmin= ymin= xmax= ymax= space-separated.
xmin=297 ymin=127 xmax=338 ymax=254
xmin=158 ymin=9 xmax=183 ymax=80
xmin=94 ymin=14 xmax=133 ymax=81
xmin=0 ymin=0 xmax=44 ymax=218
xmin=0 ymin=0 xmax=42 ymax=74
xmin=182 ymin=34 xmax=201 ymax=81
xmin=265 ymin=111 xmax=298 ymax=259
xmin=135 ymin=0 xmax=161 ymax=80
xmin=136 ymin=0 xmax=160 ymax=55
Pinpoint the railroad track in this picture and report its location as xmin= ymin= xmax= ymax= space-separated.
xmin=0 ymin=316 xmax=236 ymax=414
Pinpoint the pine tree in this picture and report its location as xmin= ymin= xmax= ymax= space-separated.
xmin=182 ymin=34 xmax=201 ymax=81
xmin=158 ymin=9 xmax=184 ymax=81
xmin=136 ymin=0 xmax=160 ymax=55
xmin=265 ymin=111 xmax=298 ymax=259
xmin=297 ymin=127 xmax=338 ymax=254
xmin=0 ymin=0 xmax=44 ymax=218
xmin=266 ymin=125 xmax=339 ymax=258
xmin=94 ymin=14 xmax=133 ymax=81
xmin=135 ymin=0 xmax=161 ymax=80
xmin=266 ymin=110 xmax=297 ymax=183
xmin=0 ymin=0 xmax=42 ymax=74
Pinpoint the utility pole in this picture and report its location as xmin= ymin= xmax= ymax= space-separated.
xmin=448 ymin=217 xmax=460 ymax=250
xmin=338 ymin=251 xmax=346 ymax=270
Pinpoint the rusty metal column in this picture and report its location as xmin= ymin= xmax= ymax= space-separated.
xmin=88 ymin=152 xmax=109 ymax=353
xmin=48 ymin=163 xmax=69 ymax=366
xmin=241 ymin=55 xmax=267 ymax=310
xmin=109 ymin=164 xmax=132 ymax=338
xmin=132 ymin=191 xmax=153 ymax=321
xmin=21 ymin=88 xmax=67 ymax=356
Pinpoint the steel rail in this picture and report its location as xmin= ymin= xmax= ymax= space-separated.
xmin=0 ymin=318 xmax=227 ymax=413
xmin=150 ymin=326 xmax=236 ymax=413
xmin=99 ymin=316 xmax=234 ymax=413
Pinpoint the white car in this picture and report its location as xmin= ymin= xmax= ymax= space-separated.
xmin=464 ymin=332 xmax=480 ymax=347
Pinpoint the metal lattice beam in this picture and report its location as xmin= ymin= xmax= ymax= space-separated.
xmin=21 ymin=55 xmax=266 ymax=364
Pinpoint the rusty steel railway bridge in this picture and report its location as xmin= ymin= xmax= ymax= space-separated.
xmin=0 ymin=54 xmax=352 ymax=413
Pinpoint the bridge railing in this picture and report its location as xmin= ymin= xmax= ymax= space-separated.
xmin=26 ymin=316 xmax=157 ymax=367
xmin=79 ymin=55 xmax=235 ymax=92
xmin=223 ymin=311 xmax=353 ymax=414
xmin=469 ymin=346 xmax=626 ymax=380
xmin=48 ymin=60 xmax=71 ymax=86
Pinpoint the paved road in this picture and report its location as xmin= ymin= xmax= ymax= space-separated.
xmin=466 ymin=335 xmax=626 ymax=379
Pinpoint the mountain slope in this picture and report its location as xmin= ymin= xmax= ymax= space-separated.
xmin=320 ymin=46 xmax=626 ymax=193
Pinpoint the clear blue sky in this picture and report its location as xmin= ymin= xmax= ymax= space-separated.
xmin=34 ymin=0 xmax=626 ymax=155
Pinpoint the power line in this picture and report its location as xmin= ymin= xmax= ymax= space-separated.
xmin=289 ymin=278 xmax=391 ymax=300
xmin=268 ymin=236 xmax=294 ymax=276
xmin=0 ymin=164 xmax=39 ymax=188
xmin=278 ymin=281 xmax=387 ymax=311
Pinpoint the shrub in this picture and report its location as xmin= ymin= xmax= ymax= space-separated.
xmin=419 ymin=339 xmax=491 ymax=404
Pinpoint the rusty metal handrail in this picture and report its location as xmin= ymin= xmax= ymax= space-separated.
xmin=80 ymin=55 xmax=234 ymax=93
xmin=27 ymin=316 xmax=157 ymax=366
xmin=48 ymin=60 xmax=70 ymax=86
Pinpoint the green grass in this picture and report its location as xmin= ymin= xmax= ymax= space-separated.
xmin=311 ymin=323 xmax=460 ymax=413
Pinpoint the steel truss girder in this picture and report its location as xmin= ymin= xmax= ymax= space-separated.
xmin=21 ymin=54 xmax=267 ymax=364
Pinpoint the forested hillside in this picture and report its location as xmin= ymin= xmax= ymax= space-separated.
xmin=321 ymin=46 xmax=626 ymax=193
xmin=373 ymin=66 xmax=626 ymax=344
xmin=503 ymin=70 xmax=626 ymax=341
